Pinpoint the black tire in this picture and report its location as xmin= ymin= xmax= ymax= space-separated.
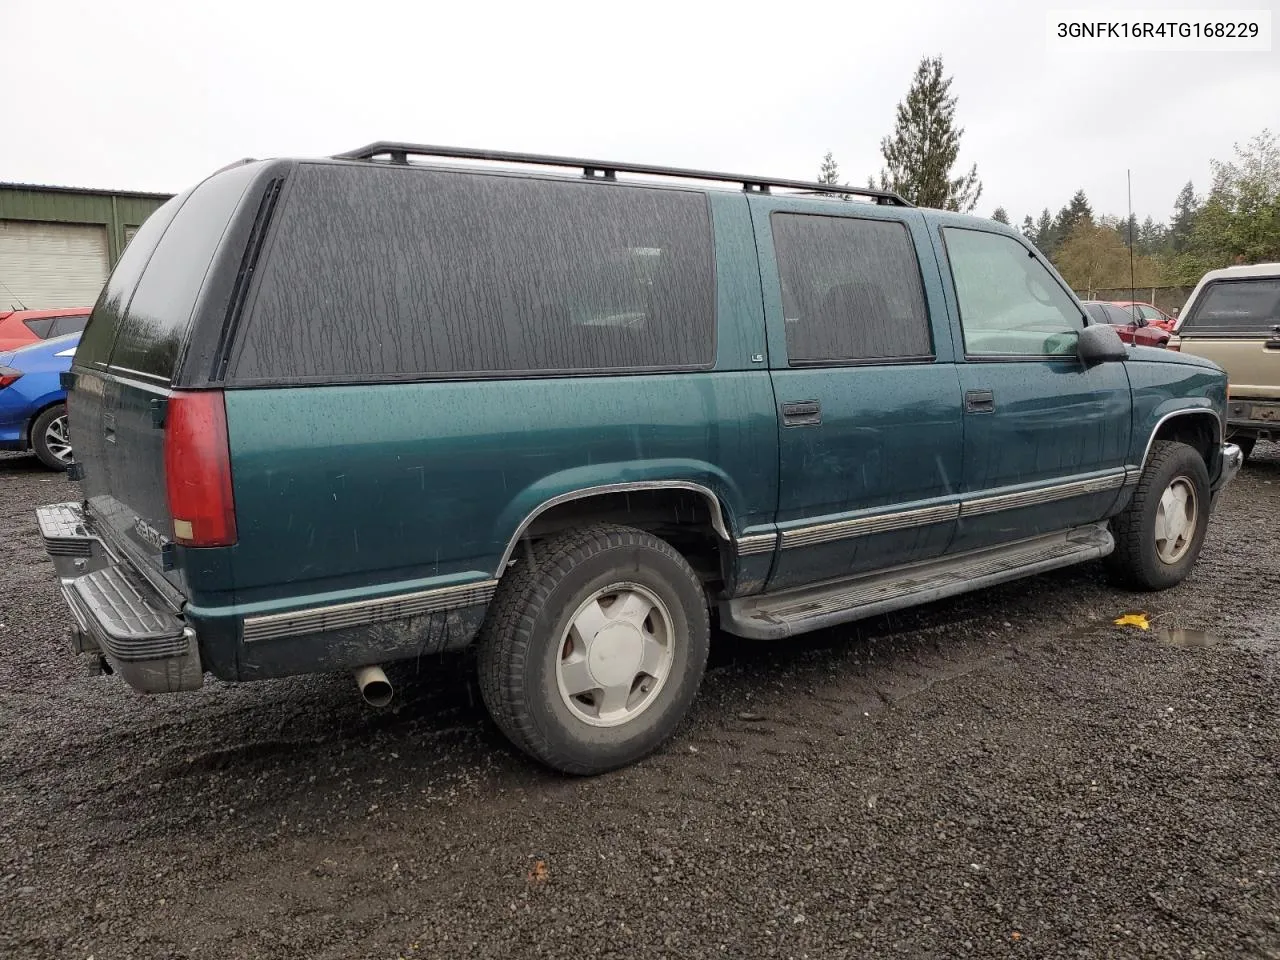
xmin=1106 ymin=440 xmax=1210 ymax=591
xmin=31 ymin=404 xmax=72 ymax=471
xmin=1234 ymin=437 xmax=1255 ymax=462
xmin=477 ymin=523 xmax=710 ymax=775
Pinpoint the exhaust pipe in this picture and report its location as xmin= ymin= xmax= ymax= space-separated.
xmin=355 ymin=665 xmax=394 ymax=708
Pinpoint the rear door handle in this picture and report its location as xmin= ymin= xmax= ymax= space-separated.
xmin=965 ymin=389 xmax=995 ymax=413
xmin=781 ymin=400 xmax=822 ymax=426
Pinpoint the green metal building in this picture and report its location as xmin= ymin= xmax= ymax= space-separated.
xmin=0 ymin=183 xmax=172 ymax=311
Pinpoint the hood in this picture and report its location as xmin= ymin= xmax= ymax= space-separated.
xmin=1127 ymin=344 xmax=1223 ymax=372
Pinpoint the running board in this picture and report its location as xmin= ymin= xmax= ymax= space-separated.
xmin=720 ymin=523 xmax=1114 ymax=640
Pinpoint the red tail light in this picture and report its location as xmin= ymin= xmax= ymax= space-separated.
xmin=0 ymin=366 xmax=21 ymax=390
xmin=164 ymin=390 xmax=237 ymax=547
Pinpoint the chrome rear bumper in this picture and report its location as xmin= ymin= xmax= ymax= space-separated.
xmin=36 ymin=502 xmax=203 ymax=693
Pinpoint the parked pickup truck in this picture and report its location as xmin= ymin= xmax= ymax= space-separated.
xmin=36 ymin=144 xmax=1242 ymax=774
xmin=1170 ymin=263 xmax=1280 ymax=460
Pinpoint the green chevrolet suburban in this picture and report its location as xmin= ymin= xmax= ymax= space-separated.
xmin=38 ymin=143 xmax=1242 ymax=774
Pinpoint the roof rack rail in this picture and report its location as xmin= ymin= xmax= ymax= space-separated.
xmin=332 ymin=141 xmax=913 ymax=207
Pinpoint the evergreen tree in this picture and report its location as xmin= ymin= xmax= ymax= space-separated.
xmin=1034 ymin=208 xmax=1056 ymax=254
xmin=992 ymin=207 xmax=1010 ymax=224
xmin=1169 ymin=181 xmax=1198 ymax=253
xmin=818 ymin=150 xmax=842 ymax=194
xmin=1054 ymin=190 xmax=1093 ymax=241
xmin=875 ymin=56 xmax=982 ymax=211
xmin=1020 ymin=214 xmax=1036 ymax=239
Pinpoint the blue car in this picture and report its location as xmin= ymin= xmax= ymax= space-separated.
xmin=0 ymin=332 xmax=80 ymax=470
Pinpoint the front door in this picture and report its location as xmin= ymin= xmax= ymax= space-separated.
xmin=750 ymin=198 xmax=964 ymax=591
xmin=933 ymin=225 xmax=1132 ymax=554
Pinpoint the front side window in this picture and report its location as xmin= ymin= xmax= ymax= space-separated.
xmin=770 ymin=213 xmax=932 ymax=364
xmin=943 ymin=228 xmax=1084 ymax=357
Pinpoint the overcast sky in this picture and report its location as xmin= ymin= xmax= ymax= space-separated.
xmin=3 ymin=0 xmax=1276 ymax=225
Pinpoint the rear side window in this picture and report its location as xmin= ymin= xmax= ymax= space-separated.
xmin=232 ymin=164 xmax=716 ymax=382
xmin=1183 ymin=278 xmax=1280 ymax=335
xmin=76 ymin=195 xmax=184 ymax=368
xmin=107 ymin=164 xmax=261 ymax=380
xmin=770 ymin=213 xmax=931 ymax=364
xmin=49 ymin=315 xmax=88 ymax=338
xmin=23 ymin=317 xmax=54 ymax=338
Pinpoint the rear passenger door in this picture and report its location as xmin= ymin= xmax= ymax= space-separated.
xmin=934 ymin=225 xmax=1132 ymax=553
xmin=750 ymin=198 xmax=964 ymax=591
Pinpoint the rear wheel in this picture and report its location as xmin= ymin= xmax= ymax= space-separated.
xmin=1107 ymin=441 xmax=1210 ymax=590
xmin=31 ymin=404 xmax=72 ymax=471
xmin=477 ymin=523 xmax=710 ymax=775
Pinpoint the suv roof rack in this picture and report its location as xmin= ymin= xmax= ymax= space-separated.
xmin=333 ymin=141 xmax=914 ymax=207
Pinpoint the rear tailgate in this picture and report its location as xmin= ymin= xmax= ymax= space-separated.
xmin=1176 ymin=276 xmax=1280 ymax=398
xmin=69 ymin=163 xmax=265 ymax=597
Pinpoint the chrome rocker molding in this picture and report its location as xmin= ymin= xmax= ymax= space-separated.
xmin=242 ymin=579 xmax=499 ymax=644
xmin=777 ymin=469 xmax=1135 ymax=550
xmin=959 ymin=471 xmax=1127 ymax=518
xmin=735 ymin=532 xmax=779 ymax=556
xmin=780 ymin=502 xmax=960 ymax=550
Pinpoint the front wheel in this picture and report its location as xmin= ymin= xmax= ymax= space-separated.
xmin=477 ymin=523 xmax=710 ymax=775
xmin=1107 ymin=441 xmax=1210 ymax=591
xmin=31 ymin=404 xmax=73 ymax=471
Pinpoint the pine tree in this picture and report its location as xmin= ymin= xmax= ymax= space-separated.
xmin=992 ymin=207 xmax=1010 ymax=224
xmin=1020 ymin=214 xmax=1035 ymax=239
xmin=1053 ymin=190 xmax=1093 ymax=250
xmin=1034 ymin=208 xmax=1056 ymax=254
xmin=1169 ymin=181 xmax=1199 ymax=253
xmin=817 ymin=150 xmax=847 ymax=200
xmin=875 ymin=56 xmax=982 ymax=211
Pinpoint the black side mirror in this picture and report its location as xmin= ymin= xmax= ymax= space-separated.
xmin=1078 ymin=323 xmax=1128 ymax=363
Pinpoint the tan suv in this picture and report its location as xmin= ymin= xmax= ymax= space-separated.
xmin=1172 ymin=263 xmax=1280 ymax=460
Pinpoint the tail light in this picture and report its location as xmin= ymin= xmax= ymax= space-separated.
xmin=0 ymin=366 xmax=21 ymax=389
xmin=163 ymin=390 xmax=237 ymax=547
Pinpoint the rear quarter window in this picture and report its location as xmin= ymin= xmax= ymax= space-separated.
xmin=231 ymin=163 xmax=717 ymax=382
xmin=1183 ymin=278 xmax=1280 ymax=335
xmin=107 ymin=163 xmax=262 ymax=381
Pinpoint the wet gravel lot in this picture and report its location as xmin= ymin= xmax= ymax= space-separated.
xmin=1 ymin=448 xmax=1278 ymax=960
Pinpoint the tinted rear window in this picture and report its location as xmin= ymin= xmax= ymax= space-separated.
xmin=76 ymin=195 xmax=184 ymax=367
xmin=1183 ymin=278 xmax=1280 ymax=335
xmin=770 ymin=212 xmax=931 ymax=363
xmin=107 ymin=164 xmax=261 ymax=380
xmin=232 ymin=163 xmax=716 ymax=382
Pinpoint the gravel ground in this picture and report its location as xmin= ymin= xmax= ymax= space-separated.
xmin=1 ymin=447 xmax=1278 ymax=960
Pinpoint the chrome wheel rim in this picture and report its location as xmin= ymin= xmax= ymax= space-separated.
xmin=555 ymin=582 xmax=675 ymax=728
xmin=44 ymin=415 xmax=73 ymax=465
xmin=1154 ymin=476 xmax=1197 ymax=564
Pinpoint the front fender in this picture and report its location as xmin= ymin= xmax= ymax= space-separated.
xmin=1126 ymin=357 xmax=1226 ymax=468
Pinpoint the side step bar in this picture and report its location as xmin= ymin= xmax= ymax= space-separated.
xmin=720 ymin=523 xmax=1114 ymax=640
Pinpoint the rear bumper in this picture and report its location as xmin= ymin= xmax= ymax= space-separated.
xmin=36 ymin=501 xmax=203 ymax=693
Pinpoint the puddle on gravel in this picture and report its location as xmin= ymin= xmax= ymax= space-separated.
xmin=1154 ymin=628 xmax=1221 ymax=649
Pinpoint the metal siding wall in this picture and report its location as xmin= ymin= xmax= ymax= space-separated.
xmin=0 ymin=187 xmax=170 ymax=267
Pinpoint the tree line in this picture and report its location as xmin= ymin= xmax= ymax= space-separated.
xmin=819 ymin=56 xmax=1279 ymax=294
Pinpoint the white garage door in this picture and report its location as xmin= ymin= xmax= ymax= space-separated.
xmin=0 ymin=220 xmax=109 ymax=310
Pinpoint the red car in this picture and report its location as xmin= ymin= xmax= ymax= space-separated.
xmin=1109 ymin=300 xmax=1176 ymax=333
xmin=1082 ymin=301 xmax=1170 ymax=347
xmin=0 ymin=307 xmax=92 ymax=353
